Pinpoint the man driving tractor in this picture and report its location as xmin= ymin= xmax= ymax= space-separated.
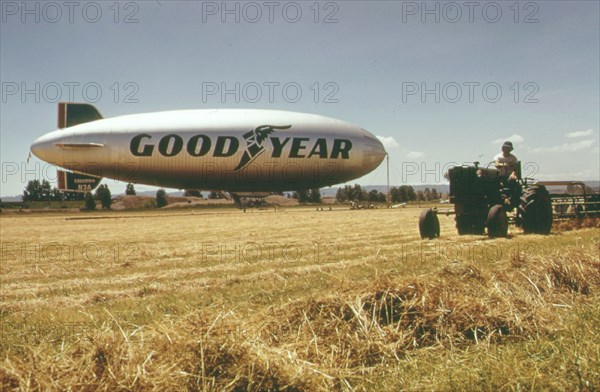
xmin=494 ymin=140 xmax=520 ymax=206
xmin=494 ymin=141 xmax=518 ymax=180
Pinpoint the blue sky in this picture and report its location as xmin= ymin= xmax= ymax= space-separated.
xmin=1 ymin=0 xmax=598 ymax=197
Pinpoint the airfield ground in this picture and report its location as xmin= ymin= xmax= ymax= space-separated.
xmin=1 ymin=206 xmax=599 ymax=390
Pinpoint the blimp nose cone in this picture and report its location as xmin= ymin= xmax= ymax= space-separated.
xmin=30 ymin=136 xmax=49 ymax=161
xmin=361 ymin=130 xmax=387 ymax=171
xmin=30 ymin=130 xmax=63 ymax=163
xmin=373 ymin=137 xmax=387 ymax=160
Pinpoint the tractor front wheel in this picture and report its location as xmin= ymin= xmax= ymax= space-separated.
xmin=487 ymin=204 xmax=508 ymax=238
xmin=419 ymin=209 xmax=440 ymax=239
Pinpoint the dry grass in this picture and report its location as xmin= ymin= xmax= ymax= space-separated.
xmin=1 ymin=207 xmax=599 ymax=390
xmin=553 ymin=217 xmax=600 ymax=232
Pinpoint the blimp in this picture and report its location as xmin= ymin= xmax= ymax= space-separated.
xmin=30 ymin=103 xmax=387 ymax=196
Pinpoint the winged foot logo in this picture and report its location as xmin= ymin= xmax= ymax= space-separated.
xmin=234 ymin=125 xmax=292 ymax=171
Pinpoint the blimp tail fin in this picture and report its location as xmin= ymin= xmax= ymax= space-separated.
xmin=57 ymin=170 xmax=103 ymax=193
xmin=58 ymin=102 xmax=103 ymax=129
xmin=57 ymin=102 xmax=104 ymax=193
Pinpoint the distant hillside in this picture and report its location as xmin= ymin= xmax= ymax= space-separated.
xmin=1 ymin=195 xmax=22 ymax=202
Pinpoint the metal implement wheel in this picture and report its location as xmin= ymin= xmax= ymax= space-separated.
xmin=419 ymin=208 xmax=440 ymax=239
xmin=487 ymin=204 xmax=508 ymax=238
xmin=519 ymin=185 xmax=553 ymax=234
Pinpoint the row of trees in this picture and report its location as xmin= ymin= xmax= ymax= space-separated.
xmin=336 ymin=184 xmax=375 ymax=203
xmin=23 ymin=180 xmax=138 ymax=202
xmin=390 ymin=186 xmax=442 ymax=202
xmin=418 ymin=187 xmax=441 ymax=202
xmin=292 ymin=189 xmax=322 ymax=204
xmin=82 ymin=187 xmax=168 ymax=210
xmin=22 ymin=180 xmax=442 ymax=210
xmin=335 ymin=185 xmax=388 ymax=203
xmin=336 ymin=184 xmax=442 ymax=203
xmin=81 ymin=185 xmax=114 ymax=210
xmin=23 ymin=180 xmax=134 ymax=210
xmin=22 ymin=180 xmax=206 ymax=209
xmin=23 ymin=180 xmax=84 ymax=202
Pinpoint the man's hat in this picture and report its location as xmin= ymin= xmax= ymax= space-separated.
xmin=502 ymin=141 xmax=514 ymax=150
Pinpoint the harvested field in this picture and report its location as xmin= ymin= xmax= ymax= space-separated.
xmin=1 ymin=207 xmax=599 ymax=390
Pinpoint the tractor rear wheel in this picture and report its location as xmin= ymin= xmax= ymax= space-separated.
xmin=419 ymin=209 xmax=440 ymax=239
xmin=519 ymin=185 xmax=553 ymax=234
xmin=487 ymin=204 xmax=508 ymax=238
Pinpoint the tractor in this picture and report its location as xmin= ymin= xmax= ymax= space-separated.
xmin=419 ymin=162 xmax=553 ymax=239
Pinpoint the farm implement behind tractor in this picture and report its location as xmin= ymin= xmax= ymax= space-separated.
xmin=536 ymin=181 xmax=600 ymax=220
xmin=419 ymin=163 xmax=599 ymax=239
